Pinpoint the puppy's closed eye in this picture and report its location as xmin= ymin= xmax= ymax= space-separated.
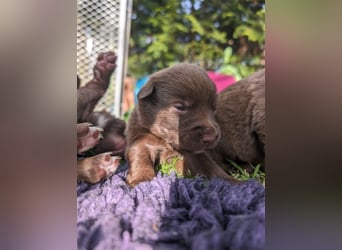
xmin=173 ymin=103 xmax=187 ymax=113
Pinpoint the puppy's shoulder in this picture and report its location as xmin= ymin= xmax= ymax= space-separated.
xmin=218 ymin=69 xmax=264 ymax=99
xmin=126 ymin=108 xmax=148 ymax=142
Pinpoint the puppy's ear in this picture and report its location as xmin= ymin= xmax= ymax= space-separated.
xmin=138 ymin=81 xmax=155 ymax=99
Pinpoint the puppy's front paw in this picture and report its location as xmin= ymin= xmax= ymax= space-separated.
xmin=77 ymin=123 xmax=103 ymax=154
xmin=77 ymin=152 xmax=120 ymax=184
xmin=126 ymin=166 xmax=156 ymax=187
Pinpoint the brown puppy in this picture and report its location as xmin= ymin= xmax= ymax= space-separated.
xmin=212 ymin=68 xmax=265 ymax=170
xmin=125 ymin=63 xmax=237 ymax=187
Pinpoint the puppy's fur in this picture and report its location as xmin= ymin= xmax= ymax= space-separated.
xmin=212 ymin=69 xmax=265 ymax=169
xmin=125 ymin=63 xmax=237 ymax=187
xmin=87 ymin=110 xmax=126 ymax=157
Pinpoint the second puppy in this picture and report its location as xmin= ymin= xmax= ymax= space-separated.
xmin=212 ymin=69 xmax=265 ymax=170
xmin=125 ymin=63 xmax=237 ymax=187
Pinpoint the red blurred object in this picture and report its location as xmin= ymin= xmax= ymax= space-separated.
xmin=207 ymin=71 xmax=236 ymax=93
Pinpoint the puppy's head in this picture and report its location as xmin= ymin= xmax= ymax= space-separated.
xmin=137 ymin=63 xmax=220 ymax=153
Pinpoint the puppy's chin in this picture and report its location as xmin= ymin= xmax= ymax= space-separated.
xmin=175 ymin=141 xmax=218 ymax=154
xmin=178 ymin=148 xmax=208 ymax=155
xmin=189 ymin=149 xmax=206 ymax=154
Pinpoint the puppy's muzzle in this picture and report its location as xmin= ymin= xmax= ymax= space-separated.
xmin=194 ymin=126 xmax=219 ymax=145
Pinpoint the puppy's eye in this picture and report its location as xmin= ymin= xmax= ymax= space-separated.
xmin=174 ymin=104 xmax=186 ymax=112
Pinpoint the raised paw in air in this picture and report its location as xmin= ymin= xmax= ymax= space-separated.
xmin=77 ymin=152 xmax=121 ymax=184
xmin=77 ymin=123 xmax=103 ymax=154
xmin=93 ymin=51 xmax=117 ymax=88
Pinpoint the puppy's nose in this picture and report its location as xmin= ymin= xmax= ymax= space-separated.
xmin=194 ymin=126 xmax=219 ymax=144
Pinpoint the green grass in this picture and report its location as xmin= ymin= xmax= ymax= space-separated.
xmin=227 ymin=160 xmax=265 ymax=185
xmin=157 ymin=157 xmax=194 ymax=178
xmin=156 ymin=157 xmax=265 ymax=185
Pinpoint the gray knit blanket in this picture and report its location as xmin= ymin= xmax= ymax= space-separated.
xmin=77 ymin=163 xmax=265 ymax=250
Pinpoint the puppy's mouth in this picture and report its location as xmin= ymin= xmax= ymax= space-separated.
xmin=200 ymin=134 xmax=219 ymax=146
xmin=174 ymin=139 xmax=218 ymax=154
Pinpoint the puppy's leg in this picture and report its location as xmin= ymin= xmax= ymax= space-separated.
xmin=126 ymin=145 xmax=156 ymax=187
xmin=126 ymin=135 xmax=164 ymax=187
xmin=185 ymin=152 xmax=241 ymax=184
xmin=77 ymin=152 xmax=120 ymax=184
xmin=77 ymin=51 xmax=117 ymax=122
xmin=211 ymin=164 xmax=242 ymax=184
xmin=206 ymin=156 xmax=241 ymax=184
xmin=77 ymin=123 xmax=103 ymax=154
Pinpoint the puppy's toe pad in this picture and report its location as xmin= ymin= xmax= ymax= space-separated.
xmin=99 ymin=156 xmax=121 ymax=176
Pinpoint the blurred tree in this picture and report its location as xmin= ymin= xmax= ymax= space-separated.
xmin=128 ymin=0 xmax=265 ymax=78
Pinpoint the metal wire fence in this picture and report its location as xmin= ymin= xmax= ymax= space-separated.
xmin=77 ymin=0 xmax=131 ymax=117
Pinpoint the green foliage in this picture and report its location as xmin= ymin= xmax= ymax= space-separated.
xmin=122 ymin=108 xmax=133 ymax=122
xmin=227 ymin=160 xmax=265 ymax=185
xmin=128 ymin=0 xmax=265 ymax=78
xmin=157 ymin=157 xmax=193 ymax=178
xmin=185 ymin=14 xmax=205 ymax=35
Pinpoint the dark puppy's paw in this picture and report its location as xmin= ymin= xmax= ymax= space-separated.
xmin=77 ymin=123 xmax=103 ymax=154
xmin=77 ymin=152 xmax=121 ymax=184
xmin=93 ymin=51 xmax=117 ymax=88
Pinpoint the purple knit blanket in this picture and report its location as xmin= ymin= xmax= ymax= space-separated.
xmin=77 ymin=163 xmax=265 ymax=250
